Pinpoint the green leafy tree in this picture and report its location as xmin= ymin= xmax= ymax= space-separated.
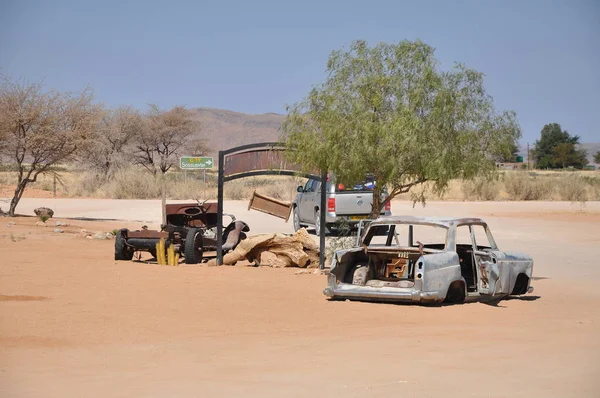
xmin=282 ymin=40 xmax=521 ymax=218
xmin=553 ymin=142 xmax=587 ymax=169
xmin=553 ymin=142 xmax=574 ymax=169
xmin=534 ymin=123 xmax=586 ymax=169
xmin=593 ymin=151 xmax=600 ymax=164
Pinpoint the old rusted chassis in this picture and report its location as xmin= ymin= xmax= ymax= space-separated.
xmin=114 ymin=201 xmax=249 ymax=264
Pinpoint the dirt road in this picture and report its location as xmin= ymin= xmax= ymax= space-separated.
xmin=1 ymin=200 xmax=599 ymax=397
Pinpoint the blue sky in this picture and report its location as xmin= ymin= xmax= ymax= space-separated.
xmin=1 ymin=0 xmax=598 ymax=144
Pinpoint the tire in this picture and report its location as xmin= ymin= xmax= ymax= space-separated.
xmin=114 ymin=229 xmax=134 ymax=261
xmin=292 ymin=206 xmax=301 ymax=232
xmin=184 ymin=228 xmax=203 ymax=264
xmin=314 ymin=209 xmax=330 ymax=236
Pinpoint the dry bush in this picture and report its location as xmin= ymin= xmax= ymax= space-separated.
xmin=581 ymin=175 xmax=600 ymax=200
xmin=224 ymin=180 xmax=247 ymax=200
xmin=0 ymin=171 xmax=14 ymax=185
xmin=461 ymin=177 xmax=501 ymax=201
xmin=557 ymin=174 xmax=588 ymax=202
xmin=103 ymin=168 xmax=162 ymax=199
xmin=254 ymin=177 xmax=304 ymax=202
xmin=69 ymin=171 xmax=105 ymax=197
xmin=168 ymin=179 xmax=214 ymax=200
xmin=503 ymin=172 xmax=554 ymax=200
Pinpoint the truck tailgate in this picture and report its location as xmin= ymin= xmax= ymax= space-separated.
xmin=334 ymin=192 xmax=373 ymax=215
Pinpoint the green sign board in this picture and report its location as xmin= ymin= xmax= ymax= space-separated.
xmin=179 ymin=156 xmax=214 ymax=169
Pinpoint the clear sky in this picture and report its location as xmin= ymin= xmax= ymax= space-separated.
xmin=1 ymin=0 xmax=598 ymax=144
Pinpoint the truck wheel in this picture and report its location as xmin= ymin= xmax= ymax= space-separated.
xmin=314 ymin=209 xmax=330 ymax=236
xmin=184 ymin=228 xmax=203 ymax=264
xmin=114 ymin=229 xmax=134 ymax=261
xmin=292 ymin=206 xmax=301 ymax=232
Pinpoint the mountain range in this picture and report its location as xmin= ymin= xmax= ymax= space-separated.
xmin=190 ymin=107 xmax=599 ymax=164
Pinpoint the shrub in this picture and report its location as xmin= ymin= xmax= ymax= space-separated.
xmin=504 ymin=172 xmax=554 ymax=200
xmin=461 ymin=177 xmax=500 ymax=201
xmin=224 ymin=180 xmax=246 ymax=200
xmin=557 ymin=174 xmax=587 ymax=202
xmin=104 ymin=168 xmax=162 ymax=199
xmin=581 ymin=175 xmax=600 ymax=200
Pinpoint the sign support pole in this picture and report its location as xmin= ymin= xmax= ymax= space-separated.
xmin=217 ymin=151 xmax=224 ymax=266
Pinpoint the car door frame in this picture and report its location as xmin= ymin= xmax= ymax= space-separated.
xmin=299 ymin=178 xmax=317 ymax=222
xmin=468 ymin=223 xmax=507 ymax=296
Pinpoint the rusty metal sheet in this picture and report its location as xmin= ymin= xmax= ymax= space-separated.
xmin=223 ymin=149 xmax=312 ymax=178
xmin=247 ymin=190 xmax=293 ymax=221
xmin=165 ymin=202 xmax=218 ymax=215
xmin=127 ymin=230 xmax=168 ymax=239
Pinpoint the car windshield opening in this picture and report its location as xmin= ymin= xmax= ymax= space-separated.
xmin=364 ymin=223 xmax=447 ymax=251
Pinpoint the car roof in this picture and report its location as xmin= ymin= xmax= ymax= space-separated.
xmin=368 ymin=216 xmax=487 ymax=228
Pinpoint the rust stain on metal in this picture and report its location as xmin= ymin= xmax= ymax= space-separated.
xmin=128 ymin=230 xmax=169 ymax=239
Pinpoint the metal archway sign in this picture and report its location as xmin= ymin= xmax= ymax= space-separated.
xmin=216 ymin=142 xmax=327 ymax=269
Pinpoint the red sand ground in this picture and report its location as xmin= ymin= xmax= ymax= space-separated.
xmin=1 ymin=200 xmax=599 ymax=397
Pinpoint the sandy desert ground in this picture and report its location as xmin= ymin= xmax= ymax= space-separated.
xmin=1 ymin=198 xmax=599 ymax=397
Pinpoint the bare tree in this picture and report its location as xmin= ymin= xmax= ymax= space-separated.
xmin=132 ymin=105 xmax=202 ymax=223
xmin=133 ymin=105 xmax=202 ymax=175
xmin=0 ymin=76 xmax=101 ymax=216
xmin=79 ymin=105 xmax=144 ymax=176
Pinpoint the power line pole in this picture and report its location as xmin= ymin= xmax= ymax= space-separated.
xmin=527 ymin=143 xmax=531 ymax=170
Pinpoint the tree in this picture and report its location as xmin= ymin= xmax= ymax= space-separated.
xmin=0 ymin=76 xmax=101 ymax=216
xmin=132 ymin=105 xmax=202 ymax=223
xmin=593 ymin=151 xmax=600 ymax=164
xmin=533 ymin=123 xmax=586 ymax=169
xmin=552 ymin=142 xmax=587 ymax=169
xmin=553 ymin=143 xmax=574 ymax=169
xmin=282 ymin=40 xmax=521 ymax=218
xmin=132 ymin=105 xmax=202 ymax=175
xmin=79 ymin=105 xmax=144 ymax=176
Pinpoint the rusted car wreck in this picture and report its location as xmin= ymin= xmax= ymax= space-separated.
xmin=324 ymin=216 xmax=534 ymax=304
xmin=114 ymin=201 xmax=249 ymax=264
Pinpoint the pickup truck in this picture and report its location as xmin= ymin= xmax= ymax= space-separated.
xmin=292 ymin=174 xmax=391 ymax=235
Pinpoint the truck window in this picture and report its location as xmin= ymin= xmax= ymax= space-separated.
xmin=304 ymin=179 xmax=317 ymax=192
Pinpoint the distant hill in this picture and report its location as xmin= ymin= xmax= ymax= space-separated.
xmin=579 ymin=143 xmax=600 ymax=164
xmin=190 ymin=108 xmax=600 ymax=165
xmin=188 ymin=108 xmax=285 ymax=156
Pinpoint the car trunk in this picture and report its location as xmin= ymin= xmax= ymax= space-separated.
xmin=333 ymin=248 xmax=424 ymax=287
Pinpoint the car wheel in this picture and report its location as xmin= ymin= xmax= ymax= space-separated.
xmin=184 ymin=228 xmax=203 ymax=264
xmin=114 ymin=229 xmax=134 ymax=261
xmin=292 ymin=206 xmax=301 ymax=232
